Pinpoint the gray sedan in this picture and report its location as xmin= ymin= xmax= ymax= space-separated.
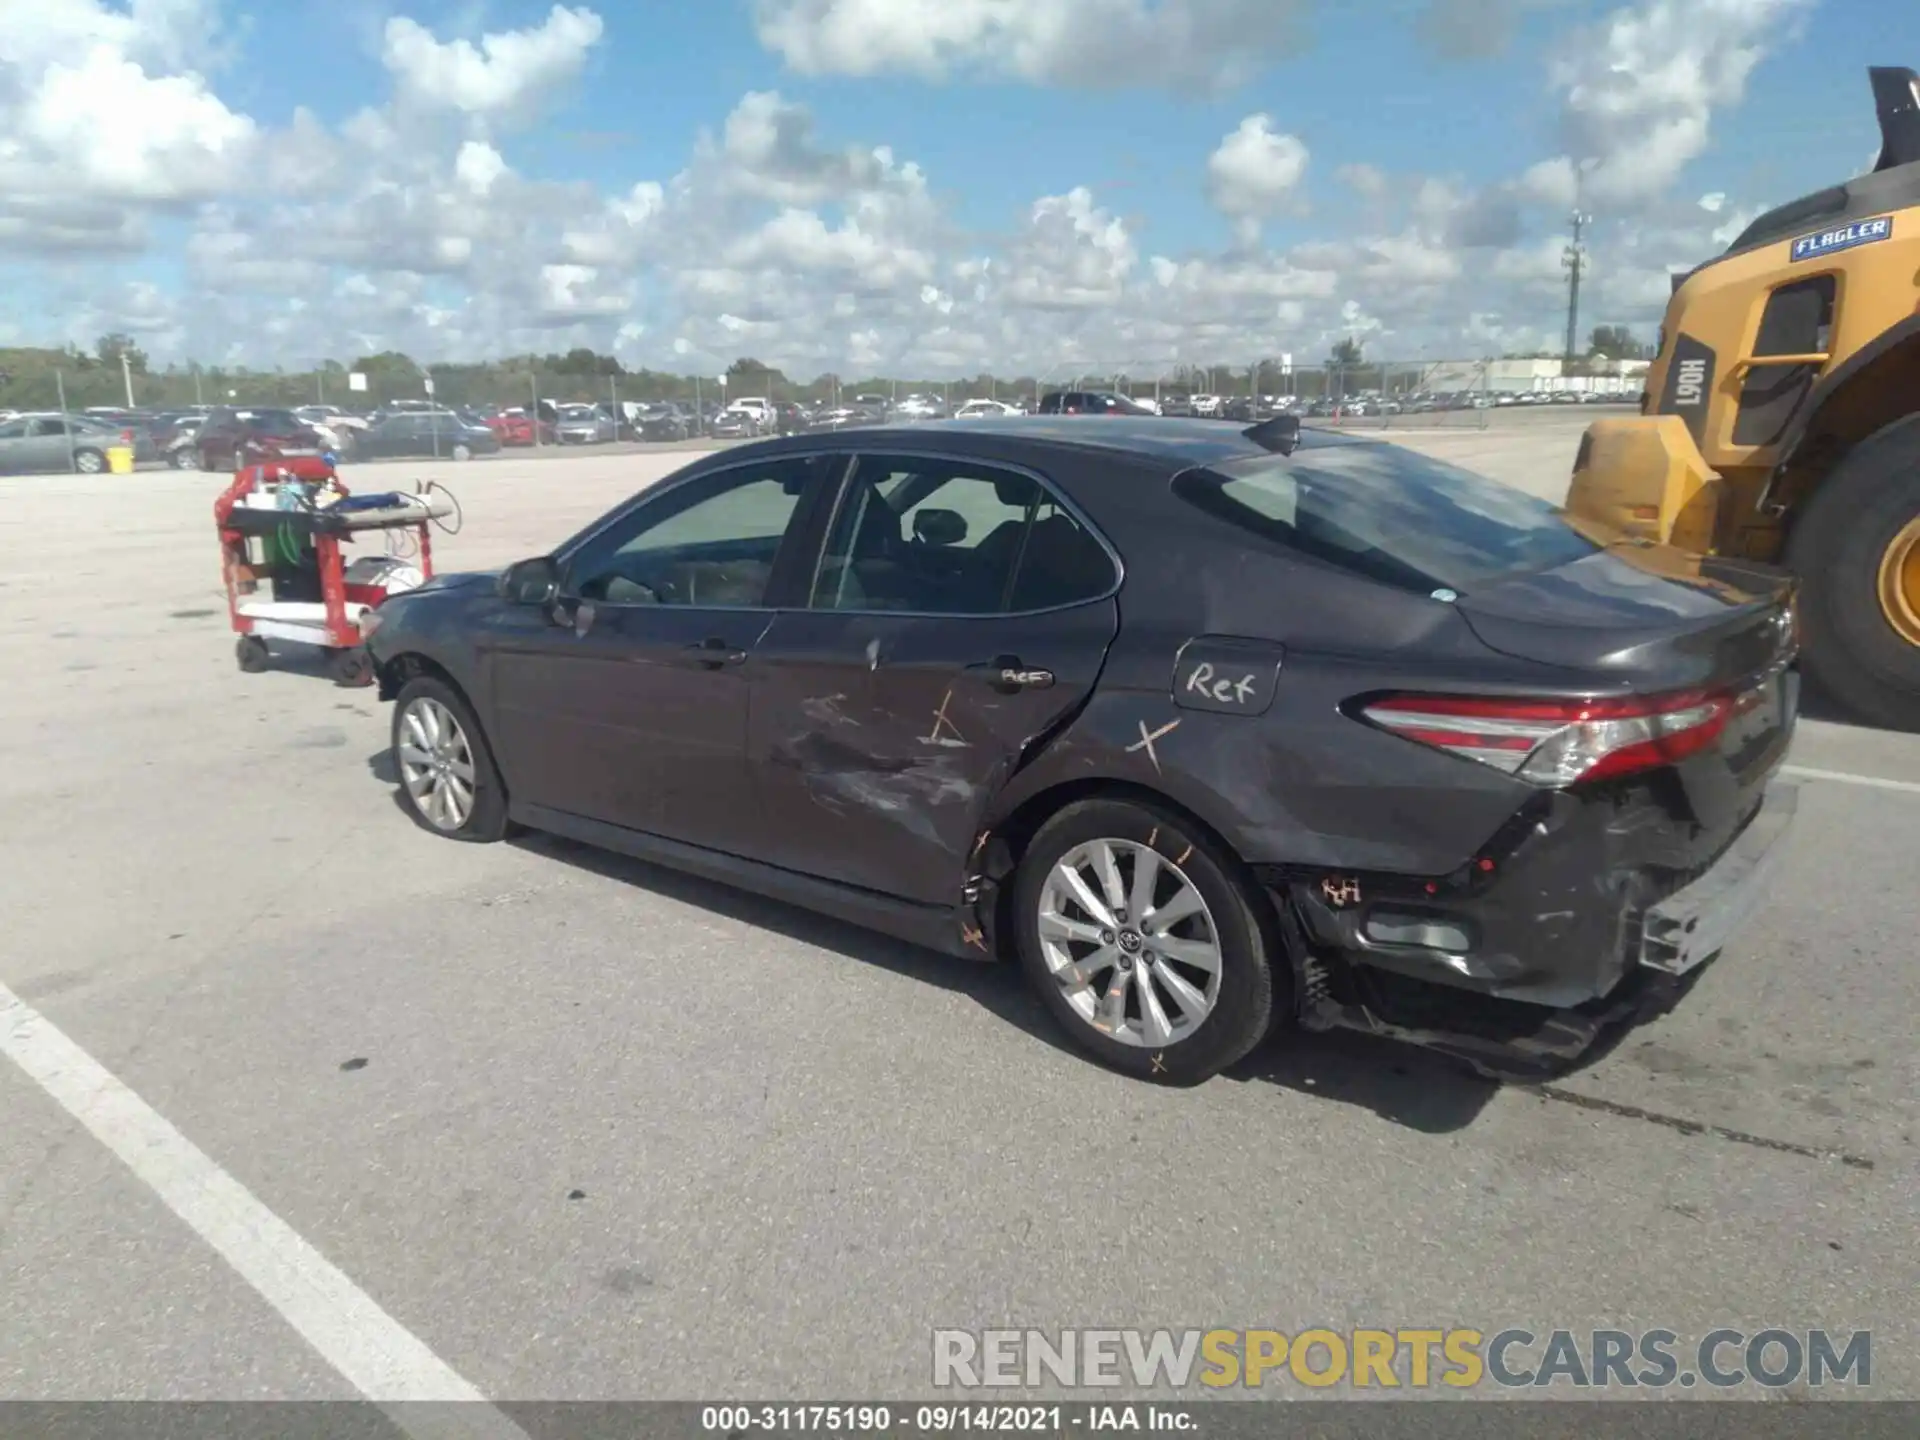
xmin=0 ymin=413 xmax=156 ymax=475
xmin=554 ymin=405 xmax=616 ymax=444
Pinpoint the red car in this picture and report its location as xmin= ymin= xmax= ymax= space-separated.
xmin=483 ymin=411 xmax=556 ymax=447
xmin=194 ymin=407 xmax=328 ymax=471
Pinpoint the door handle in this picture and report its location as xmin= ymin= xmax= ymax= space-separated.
xmin=967 ymin=655 xmax=1054 ymax=692
xmin=686 ymin=637 xmax=748 ymax=669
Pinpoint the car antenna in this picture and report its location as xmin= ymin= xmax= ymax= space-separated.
xmin=1242 ymin=412 xmax=1301 ymax=455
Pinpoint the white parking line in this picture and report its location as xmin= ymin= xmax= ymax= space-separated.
xmin=0 ymin=982 xmax=529 ymax=1439
xmin=1782 ymin=764 xmax=1920 ymax=796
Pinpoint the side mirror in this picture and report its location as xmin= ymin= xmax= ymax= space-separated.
xmin=499 ymin=556 xmax=559 ymax=606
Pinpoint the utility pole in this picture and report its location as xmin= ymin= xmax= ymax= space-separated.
xmin=120 ymin=351 xmax=135 ymax=408
xmin=1562 ymin=209 xmax=1591 ymax=365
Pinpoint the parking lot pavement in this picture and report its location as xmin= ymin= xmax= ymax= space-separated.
xmin=2 ymin=442 xmax=1916 ymax=1403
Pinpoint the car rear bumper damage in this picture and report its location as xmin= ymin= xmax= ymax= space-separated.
xmin=1639 ymin=783 xmax=1796 ymax=976
xmin=1263 ymin=783 xmax=1798 ymax=1080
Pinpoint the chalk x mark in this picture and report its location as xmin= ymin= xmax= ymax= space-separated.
xmin=925 ymin=688 xmax=966 ymax=746
xmin=1126 ymin=718 xmax=1180 ymax=774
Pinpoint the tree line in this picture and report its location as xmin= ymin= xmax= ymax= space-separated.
xmin=0 ymin=329 xmax=1645 ymax=414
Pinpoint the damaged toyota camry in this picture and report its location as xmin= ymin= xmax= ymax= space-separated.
xmin=362 ymin=416 xmax=1799 ymax=1084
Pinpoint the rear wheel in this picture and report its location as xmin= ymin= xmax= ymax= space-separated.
xmin=1788 ymin=420 xmax=1920 ymax=730
xmin=1012 ymin=798 xmax=1277 ymax=1084
xmin=171 ymin=446 xmax=197 ymax=470
xmin=391 ymin=676 xmax=509 ymax=842
xmin=72 ymin=448 xmax=105 ymax=474
xmin=450 ymin=443 xmax=472 ymax=462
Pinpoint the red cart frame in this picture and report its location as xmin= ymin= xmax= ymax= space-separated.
xmin=215 ymin=454 xmax=440 ymax=684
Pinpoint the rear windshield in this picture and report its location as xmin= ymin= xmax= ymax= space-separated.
xmin=1174 ymin=444 xmax=1597 ymax=595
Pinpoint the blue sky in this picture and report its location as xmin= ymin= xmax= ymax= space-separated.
xmin=0 ymin=0 xmax=1904 ymax=375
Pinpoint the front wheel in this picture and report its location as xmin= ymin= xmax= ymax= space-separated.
xmin=450 ymin=443 xmax=472 ymax=462
xmin=1012 ymin=798 xmax=1278 ymax=1084
xmin=1788 ymin=419 xmax=1920 ymax=731
xmin=170 ymin=446 xmax=197 ymax=470
xmin=72 ymin=448 xmax=105 ymax=474
xmin=235 ymin=635 xmax=270 ymax=672
xmin=391 ymin=676 xmax=510 ymax=842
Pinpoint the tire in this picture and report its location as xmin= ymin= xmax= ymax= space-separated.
xmin=390 ymin=675 xmax=510 ymax=842
xmin=171 ymin=446 xmax=197 ymax=470
xmin=329 ymin=646 xmax=374 ymax=687
xmin=72 ymin=448 xmax=105 ymax=474
xmin=1011 ymin=797 xmax=1278 ymax=1084
xmin=1787 ymin=417 xmax=1920 ymax=731
xmin=450 ymin=443 xmax=472 ymax=462
xmin=235 ymin=635 xmax=270 ymax=673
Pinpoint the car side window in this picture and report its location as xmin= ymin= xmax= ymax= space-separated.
xmin=566 ymin=458 xmax=817 ymax=609
xmin=31 ymin=418 xmax=69 ymax=437
xmin=0 ymin=419 xmax=29 ymax=439
xmin=811 ymin=457 xmax=1115 ymax=615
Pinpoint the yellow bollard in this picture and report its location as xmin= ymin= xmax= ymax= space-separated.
xmin=107 ymin=445 xmax=134 ymax=475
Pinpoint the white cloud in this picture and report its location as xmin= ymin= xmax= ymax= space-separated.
xmin=11 ymin=3 xmax=1781 ymax=380
xmin=726 ymin=208 xmax=934 ymax=289
xmin=454 ymin=140 xmax=508 ymax=195
xmin=752 ymin=0 xmax=1309 ymax=93
xmin=1543 ymin=0 xmax=1814 ymax=210
xmin=381 ymin=5 xmax=605 ymax=125
xmin=1205 ymin=115 xmax=1308 ymax=239
xmin=996 ymin=187 xmax=1137 ymax=310
xmin=0 ymin=0 xmax=255 ymax=250
xmin=709 ymin=90 xmax=930 ymax=209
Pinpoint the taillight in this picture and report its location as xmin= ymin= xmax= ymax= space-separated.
xmin=1359 ymin=688 xmax=1734 ymax=787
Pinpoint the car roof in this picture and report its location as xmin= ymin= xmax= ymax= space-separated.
xmin=771 ymin=414 xmax=1359 ymax=468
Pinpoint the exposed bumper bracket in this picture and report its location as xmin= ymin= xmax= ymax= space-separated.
xmin=1639 ymin=783 xmax=1798 ymax=977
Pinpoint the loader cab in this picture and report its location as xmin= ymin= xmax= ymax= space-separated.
xmin=1569 ymin=66 xmax=1920 ymax=730
xmin=1641 ymin=66 xmax=1920 ymax=486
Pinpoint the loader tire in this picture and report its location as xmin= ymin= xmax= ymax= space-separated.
xmin=1787 ymin=416 xmax=1920 ymax=732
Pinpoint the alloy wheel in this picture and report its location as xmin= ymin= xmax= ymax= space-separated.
xmin=397 ymin=696 xmax=478 ymax=831
xmin=1036 ymin=838 xmax=1222 ymax=1048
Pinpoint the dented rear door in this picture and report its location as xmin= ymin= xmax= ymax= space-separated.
xmin=745 ymin=450 xmax=1123 ymax=906
xmin=747 ymin=603 xmax=1118 ymax=904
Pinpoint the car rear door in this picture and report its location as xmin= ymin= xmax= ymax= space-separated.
xmin=747 ymin=451 xmax=1122 ymax=905
xmin=0 ymin=418 xmax=36 ymax=473
xmin=483 ymin=454 xmax=838 ymax=856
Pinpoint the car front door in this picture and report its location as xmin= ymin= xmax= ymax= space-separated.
xmin=747 ymin=452 xmax=1123 ymax=906
xmin=483 ymin=454 xmax=837 ymax=855
xmin=29 ymin=418 xmax=76 ymax=470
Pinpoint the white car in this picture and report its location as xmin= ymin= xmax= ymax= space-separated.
xmin=1189 ymin=394 xmax=1224 ymax=417
xmin=954 ymin=399 xmax=1023 ymax=419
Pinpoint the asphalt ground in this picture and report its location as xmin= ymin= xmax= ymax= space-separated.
xmin=1 ymin=408 xmax=1915 ymax=1411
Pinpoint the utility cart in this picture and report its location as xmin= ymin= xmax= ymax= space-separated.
xmin=214 ymin=454 xmax=460 ymax=685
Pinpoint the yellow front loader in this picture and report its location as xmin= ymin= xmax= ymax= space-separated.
xmin=1567 ymin=65 xmax=1920 ymax=729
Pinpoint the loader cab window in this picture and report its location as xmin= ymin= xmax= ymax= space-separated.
xmin=1733 ymin=275 xmax=1836 ymax=447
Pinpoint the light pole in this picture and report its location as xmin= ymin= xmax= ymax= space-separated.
xmin=119 ymin=351 xmax=135 ymax=408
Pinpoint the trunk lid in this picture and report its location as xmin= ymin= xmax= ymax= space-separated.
xmin=1455 ymin=541 xmax=1798 ymax=832
xmin=1454 ymin=543 xmax=1796 ymax=694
